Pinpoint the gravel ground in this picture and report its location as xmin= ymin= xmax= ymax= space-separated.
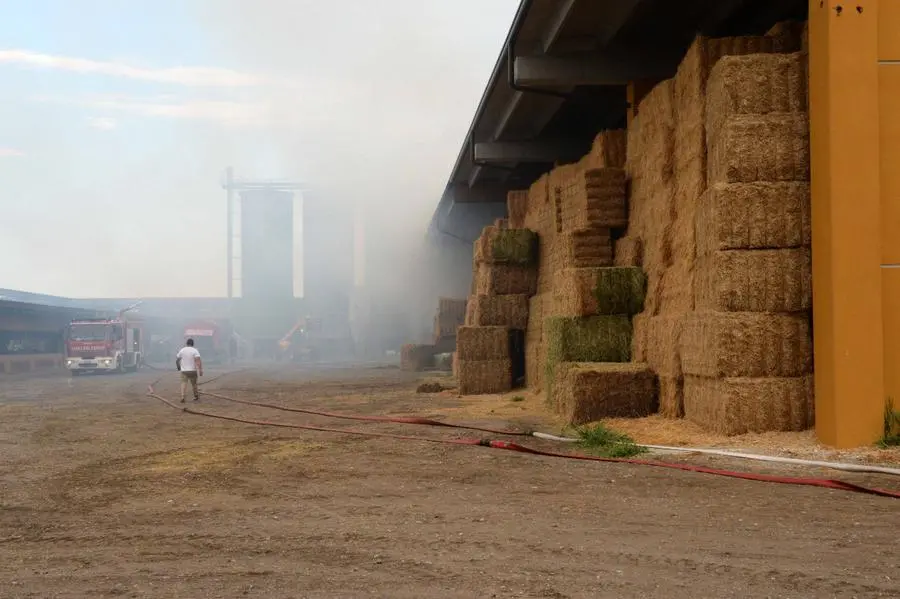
xmin=0 ymin=364 xmax=897 ymax=598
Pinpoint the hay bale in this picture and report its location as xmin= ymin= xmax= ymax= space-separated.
xmin=560 ymin=168 xmax=628 ymax=231
xmin=544 ymin=315 xmax=633 ymax=403
xmin=674 ymin=34 xmax=779 ymax=167
xmin=451 ymin=352 xmax=458 ymax=377
xmin=766 ymin=20 xmax=807 ymax=53
xmin=464 ymin=298 xmax=477 ymax=326
xmin=706 ymin=53 xmax=808 ymax=143
xmin=707 ymin=114 xmax=810 ymax=185
xmin=684 ymin=375 xmax=814 ymax=435
xmin=694 ymin=248 xmax=813 ymax=313
xmin=631 ymin=312 xmax=649 ymax=362
xmin=630 ymin=80 xmax=676 ymax=186
xmin=523 ymin=173 xmax=551 ymax=233
xmin=474 ymin=263 xmax=538 ymax=296
xmin=695 ymin=183 xmax=811 ymax=255
xmin=525 ymin=294 xmax=546 ymax=391
xmin=507 ymin=190 xmax=528 ymax=228
xmin=474 ymin=227 xmax=538 ymax=266
xmin=614 ymin=235 xmax=643 ymax=267
xmin=456 ymin=326 xmax=510 ymax=361
xmin=657 ymin=261 xmax=695 ymax=314
xmin=658 ymin=376 xmax=685 ymax=419
xmin=580 ymin=129 xmax=627 ymax=169
xmin=470 ymin=294 xmax=529 ymax=329
xmin=680 ymin=312 xmax=813 ymax=378
xmin=458 ymin=359 xmax=513 ymax=395
xmin=645 ymin=314 xmax=684 ymax=378
xmin=560 ymin=228 xmax=614 ymax=268
xmin=434 ymin=297 xmax=467 ymax=339
xmin=400 ymin=344 xmax=435 ymax=371
xmin=554 ymin=362 xmax=659 ymax=424
xmin=555 ymin=267 xmax=647 ymax=317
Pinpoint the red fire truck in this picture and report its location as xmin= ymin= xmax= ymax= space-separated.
xmin=64 ymin=303 xmax=145 ymax=375
xmin=183 ymin=319 xmax=233 ymax=364
xmin=64 ymin=316 xmax=145 ymax=375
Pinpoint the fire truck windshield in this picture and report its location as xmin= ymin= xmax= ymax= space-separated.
xmin=69 ymin=324 xmax=108 ymax=341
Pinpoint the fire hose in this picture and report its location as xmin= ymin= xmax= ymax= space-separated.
xmin=146 ymin=383 xmax=900 ymax=499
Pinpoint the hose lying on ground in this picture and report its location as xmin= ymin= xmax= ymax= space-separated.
xmin=147 ymin=384 xmax=900 ymax=499
xmin=197 ymin=387 xmax=900 ymax=478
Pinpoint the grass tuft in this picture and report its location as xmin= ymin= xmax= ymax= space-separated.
xmin=573 ymin=423 xmax=647 ymax=458
xmin=878 ymin=397 xmax=900 ymax=448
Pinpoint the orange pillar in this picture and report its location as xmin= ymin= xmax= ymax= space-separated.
xmin=879 ymin=1 xmax=900 ymax=424
xmin=809 ymin=0 xmax=885 ymax=447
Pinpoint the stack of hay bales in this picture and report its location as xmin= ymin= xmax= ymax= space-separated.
xmin=433 ymin=296 xmax=467 ymax=362
xmin=516 ymin=130 xmax=628 ymax=395
xmin=458 ymin=223 xmax=538 ymax=394
xmin=680 ymin=49 xmax=813 ymax=435
xmin=400 ymin=343 xmax=436 ymax=372
xmin=535 ymin=143 xmax=657 ymax=424
xmin=623 ymin=30 xmax=803 ymax=420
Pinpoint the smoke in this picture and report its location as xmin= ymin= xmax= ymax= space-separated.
xmin=0 ymin=0 xmax=518 ymax=351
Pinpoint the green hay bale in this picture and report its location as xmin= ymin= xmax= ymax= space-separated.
xmin=490 ymin=229 xmax=538 ymax=266
xmin=543 ymin=315 xmax=633 ymax=405
xmin=592 ymin=267 xmax=647 ymax=316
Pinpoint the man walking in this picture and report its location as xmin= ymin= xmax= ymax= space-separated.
xmin=176 ymin=338 xmax=203 ymax=403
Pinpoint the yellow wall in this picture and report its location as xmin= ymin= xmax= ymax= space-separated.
xmin=879 ymin=1 xmax=900 ymax=428
xmin=809 ymin=0 xmax=887 ymax=448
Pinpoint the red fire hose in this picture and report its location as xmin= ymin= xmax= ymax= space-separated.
xmin=147 ymin=385 xmax=900 ymax=499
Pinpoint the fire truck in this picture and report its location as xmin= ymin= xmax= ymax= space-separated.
xmin=64 ymin=304 xmax=144 ymax=375
xmin=182 ymin=319 xmax=233 ymax=364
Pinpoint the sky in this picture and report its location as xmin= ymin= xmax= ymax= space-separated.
xmin=0 ymin=0 xmax=518 ymax=298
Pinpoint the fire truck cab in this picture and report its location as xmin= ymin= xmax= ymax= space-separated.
xmin=64 ymin=318 xmax=144 ymax=375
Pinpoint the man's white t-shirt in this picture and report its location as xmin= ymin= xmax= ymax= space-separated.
xmin=177 ymin=346 xmax=201 ymax=372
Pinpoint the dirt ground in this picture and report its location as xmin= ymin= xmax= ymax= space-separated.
xmin=1 ymin=364 xmax=898 ymax=599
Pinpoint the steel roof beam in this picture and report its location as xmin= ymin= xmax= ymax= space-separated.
xmin=513 ymin=49 xmax=679 ymax=88
xmin=473 ymin=140 xmax=585 ymax=165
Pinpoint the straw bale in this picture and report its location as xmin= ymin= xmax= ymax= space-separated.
xmin=527 ymin=294 xmax=546 ymax=339
xmin=523 ymin=173 xmax=551 ymax=233
xmin=695 ymin=183 xmax=811 ymax=255
xmin=400 ymin=344 xmax=435 ymax=372
xmin=638 ymin=185 xmax=676 ymax=273
xmin=672 ymin=156 xmax=703 ymax=257
xmin=674 ymin=35 xmax=778 ymax=167
xmin=474 ymin=226 xmax=538 ymax=266
xmin=614 ymin=235 xmax=642 ymax=267
xmin=680 ymin=311 xmax=813 ymax=378
xmin=634 ymin=80 xmax=676 ymax=187
xmin=560 ymin=228 xmax=613 ymax=268
xmin=537 ymin=233 xmax=562 ymax=294
xmin=434 ymin=297 xmax=467 ymax=338
xmin=707 ymin=114 xmax=810 ymax=184
xmin=555 ymin=267 xmax=647 ymax=317
xmin=464 ymin=297 xmax=476 ymax=326
xmin=474 ymin=263 xmax=538 ymax=296
xmin=554 ymin=362 xmax=659 ymax=423
xmin=684 ymin=375 xmax=815 ymax=435
xmin=766 ymin=20 xmax=807 ymax=53
xmin=642 ymin=268 xmax=664 ymax=317
xmin=631 ymin=312 xmax=649 ymax=362
xmin=507 ymin=190 xmax=528 ymax=229
xmin=456 ymin=326 xmax=510 ymax=361
xmin=451 ymin=352 xmax=459 ymax=377
xmin=658 ymin=376 xmax=685 ymax=419
xmin=657 ymin=261 xmax=694 ymax=314
xmin=580 ymin=129 xmax=628 ymax=170
xmin=525 ymin=342 xmax=542 ymax=392
xmin=458 ymin=359 xmax=513 ymax=395
xmin=706 ymin=53 xmax=808 ymax=144
xmin=470 ymin=294 xmax=529 ymax=330
xmin=694 ymin=248 xmax=813 ymax=313
xmin=645 ymin=314 xmax=685 ymax=378
xmin=544 ymin=315 xmax=633 ymax=402
xmin=560 ymin=168 xmax=628 ymax=231
xmin=438 ymin=297 xmax=467 ymax=318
